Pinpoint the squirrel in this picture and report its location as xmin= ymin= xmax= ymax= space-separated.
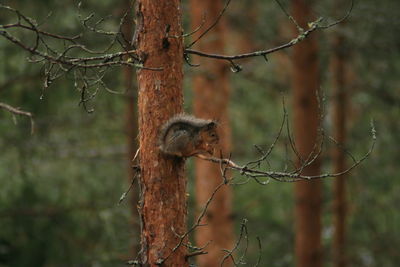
xmin=158 ymin=114 xmax=219 ymax=157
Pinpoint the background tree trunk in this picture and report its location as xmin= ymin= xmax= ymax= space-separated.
xmin=291 ymin=1 xmax=322 ymax=267
xmin=135 ymin=1 xmax=187 ymax=266
xmin=331 ymin=31 xmax=348 ymax=267
xmin=121 ymin=0 xmax=140 ymax=256
xmin=190 ymin=1 xmax=234 ymax=266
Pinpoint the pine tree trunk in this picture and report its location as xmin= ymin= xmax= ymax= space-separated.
xmin=190 ymin=1 xmax=234 ymax=266
xmin=134 ymin=1 xmax=187 ymax=266
xmin=291 ymin=1 xmax=322 ymax=267
xmin=332 ymin=32 xmax=347 ymax=267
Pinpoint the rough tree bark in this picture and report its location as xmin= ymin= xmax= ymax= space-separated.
xmin=190 ymin=0 xmax=234 ymax=266
xmin=291 ymin=1 xmax=322 ymax=267
xmin=134 ymin=1 xmax=187 ymax=266
xmin=331 ymin=31 xmax=348 ymax=267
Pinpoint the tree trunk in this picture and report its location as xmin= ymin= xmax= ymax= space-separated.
xmin=122 ymin=0 xmax=140 ymax=256
xmin=134 ymin=1 xmax=187 ymax=266
xmin=291 ymin=1 xmax=322 ymax=267
xmin=228 ymin=0 xmax=258 ymax=55
xmin=190 ymin=1 xmax=234 ymax=266
xmin=331 ymin=32 xmax=348 ymax=267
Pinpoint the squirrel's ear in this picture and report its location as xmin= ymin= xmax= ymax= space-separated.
xmin=205 ymin=121 xmax=217 ymax=130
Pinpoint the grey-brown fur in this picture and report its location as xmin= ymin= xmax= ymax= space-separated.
xmin=158 ymin=114 xmax=218 ymax=157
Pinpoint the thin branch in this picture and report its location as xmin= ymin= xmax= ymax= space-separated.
xmin=245 ymin=97 xmax=287 ymax=170
xmin=185 ymin=17 xmax=323 ymax=61
xmin=182 ymin=12 xmax=207 ymax=38
xmin=185 ymin=251 xmax=208 ymax=260
xmin=0 ymin=30 xmax=151 ymax=69
xmin=159 ymin=180 xmax=229 ymax=264
xmin=2 ymin=23 xmax=81 ymax=41
xmin=196 ymin=123 xmax=376 ymax=182
xmin=274 ymin=0 xmax=302 ymax=31
xmin=319 ymin=0 xmax=354 ymax=29
xmin=185 ymin=0 xmax=354 ymax=63
xmin=118 ymin=171 xmax=139 ymax=205
xmin=220 ymin=218 xmax=249 ymax=266
xmin=0 ymin=102 xmax=34 ymax=134
xmin=186 ymin=0 xmax=232 ymax=48
xmin=254 ymin=237 xmax=262 ymax=267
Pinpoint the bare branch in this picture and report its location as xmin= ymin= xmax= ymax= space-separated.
xmin=185 ymin=251 xmax=208 ymax=260
xmin=182 ymin=12 xmax=207 ymax=38
xmin=220 ymin=218 xmax=249 ymax=266
xmin=0 ymin=3 xmax=160 ymax=110
xmin=186 ymin=0 xmax=232 ymax=48
xmin=319 ymin=0 xmax=354 ymax=29
xmin=0 ymin=102 xmax=34 ymax=134
xmin=244 ymin=97 xmax=287 ymax=170
xmin=159 ymin=179 xmax=229 ymax=264
xmin=254 ymin=236 xmax=262 ymax=267
xmin=185 ymin=17 xmax=323 ymax=62
xmin=196 ymin=123 xmax=376 ymax=183
xmin=274 ymin=0 xmax=302 ymax=31
xmin=185 ymin=0 xmax=354 ymax=63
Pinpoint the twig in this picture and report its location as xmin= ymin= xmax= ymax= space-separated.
xmin=118 ymin=147 xmax=141 ymax=205
xmin=185 ymin=251 xmax=208 ymax=260
xmin=220 ymin=218 xmax=249 ymax=266
xmin=196 ymin=123 xmax=375 ymax=182
xmin=254 ymin=236 xmax=262 ymax=267
xmin=159 ymin=180 xmax=228 ymax=264
xmin=0 ymin=102 xmax=34 ymax=134
xmin=186 ymin=0 xmax=232 ymax=48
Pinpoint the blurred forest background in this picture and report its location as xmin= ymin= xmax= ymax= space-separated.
xmin=1 ymin=0 xmax=399 ymax=266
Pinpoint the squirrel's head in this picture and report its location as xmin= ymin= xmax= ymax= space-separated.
xmin=198 ymin=121 xmax=219 ymax=155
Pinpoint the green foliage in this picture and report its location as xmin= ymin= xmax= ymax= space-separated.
xmin=0 ymin=1 xmax=134 ymax=266
xmin=1 ymin=0 xmax=400 ymax=266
